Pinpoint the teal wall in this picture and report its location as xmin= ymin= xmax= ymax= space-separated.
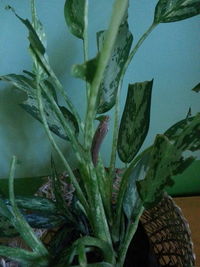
xmin=0 ymin=0 xmax=199 ymax=183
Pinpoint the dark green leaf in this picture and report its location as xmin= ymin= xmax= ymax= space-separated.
xmin=192 ymin=82 xmax=200 ymax=92
xmin=0 ymin=74 xmax=35 ymax=93
xmin=4 ymin=196 xmax=58 ymax=214
xmin=173 ymin=113 xmax=200 ymax=152
xmin=0 ymin=246 xmax=48 ymax=267
xmin=137 ymin=135 xmax=175 ymax=208
xmin=97 ymin=21 xmax=133 ymax=113
xmin=23 ymin=213 xmax=65 ymax=229
xmin=154 ymin=0 xmax=200 ymax=23
xmin=72 ymin=56 xmax=99 ymax=83
xmin=117 ymin=80 xmax=153 ymax=163
xmin=20 ymin=92 xmax=78 ymax=140
xmin=0 ymin=216 xmax=18 ymax=237
xmin=64 ymin=0 xmax=87 ymax=39
xmin=123 ymin=153 xmax=150 ymax=220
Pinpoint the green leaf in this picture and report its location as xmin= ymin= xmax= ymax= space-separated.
xmin=0 ymin=246 xmax=48 ymax=267
xmin=117 ymin=80 xmax=153 ymax=163
xmin=23 ymin=213 xmax=65 ymax=229
xmin=72 ymin=56 xmax=99 ymax=83
xmin=4 ymin=196 xmax=58 ymax=214
xmin=0 ymin=216 xmax=18 ymax=237
xmin=0 ymin=74 xmax=36 ymax=93
xmin=154 ymin=0 xmax=200 ymax=23
xmin=192 ymin=82 xmax=200 ymax=92
xmin=20 ymin=91 xmax=79 ymax=140
xmin=173 ymin=113 xmax=200 ymax=152
xmin=136 ymin=134 xmax=175 ymax=208
xmin=97 ymin=21 xmax=133 ymax=113
xmin=123 ymin=153 xmax=150 ymax=220
xmin=30 ymin=0 xmax=48 ymax=81
xmin=64 ymin=0 xmax=87 ymax=39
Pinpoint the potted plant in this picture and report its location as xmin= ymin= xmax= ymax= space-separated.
xmin=0 ymin=0 xmax=199 ymax=266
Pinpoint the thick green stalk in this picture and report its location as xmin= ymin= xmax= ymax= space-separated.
xmin=31 ymin=46 xmax=84 ymax=132
xmin=36 ymin=85 xmax=89 ymax=215
xmin=83 ymin=0 xmax=90 ymax=102
xmin=84 ymin=0 xmax=129 ymax=150
xmin=9 ymin=156 xmax=49 ymax=257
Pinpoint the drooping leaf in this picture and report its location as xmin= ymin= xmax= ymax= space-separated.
xmin=64 ymin=0 xmax=87 ymax=39
xmin=4 ymin=196 xmax=58 ymax=214
xmin=23 ymin=213 xmax=65 ymax=229
xmin=192 ymin=82 xmax=200 ymax=92
xmin=154 ymin=0 xmax=200 ymax=23
xmin=117 ymin=80 xmax=153 ymax=163
xmin=97 ymin=21 xmax=133 ymax=113
xmin=20 ymin=91 xmax=79 ymax=140
xmin=136 ymin=135 xmax=175 ymax=208
xmin=123 ymin=153 xmax=150 ymax=220
xmin=0 ymin=74 xmax=36 ymax=93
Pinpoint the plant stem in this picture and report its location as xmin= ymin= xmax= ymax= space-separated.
xmin=31 ymin=46 xmax=84 ymax=132
xmin=122 ymin=22 xmax=158 ymax=77
xmin=40 ymin=82 xmax=84 ymax=163
xmin=37 ymin=84 xmax=89 ymax=215
xmin=108 ymin=82 xmax=121 ymax=186
xmin=117 ymin=205 xmax=144 ymax=266
xmin=83 ymin=0 xmax=90 ymax=102
xmin=84 ymin=0 xmax=129 ymax=150
xmin=8 ymin=156 xmax=49 ymax=257
xmin=113 ymin=146 xmax=152 ymax=241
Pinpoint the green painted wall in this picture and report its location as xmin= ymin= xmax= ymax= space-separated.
xmin=0 ymin=1 xmax=199 ymax=194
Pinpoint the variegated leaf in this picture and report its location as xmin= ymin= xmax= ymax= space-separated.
xmin=137 ymin=135 xmax=175 ymax=208
xmin=64 ymin=0 xmax=87 ymax=39
xmin=123 ymin=153 xmax=150 ymax=220
xmin=30 ymin=0 xmax=48 ymax=81
xmin=23 ymin=213 xmax=65 ymax=229
xmin=4 ymin=196 xmax=58 ymax=214
xmin=97 ymin=21 xmax=133 ymax=113
xmin=173 ymin=113 xmax=200 ymax=152
xmin=20 ymin=92 xmax=79 ymax=140
xmin=154 ymin=0 xmax=200 ymax=23
xmin=117 ymin=80 xmax=153 ymax=163
xmin=0 ymin=74 xmax=36 ymax=93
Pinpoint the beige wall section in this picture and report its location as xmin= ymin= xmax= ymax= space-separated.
xmin=174 ymin=197 xmax=200 ymax=267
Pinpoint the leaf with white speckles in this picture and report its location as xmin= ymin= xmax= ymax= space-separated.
xmin=64 ymin=0 xmax=87 ymax=39
xmin=97 ymin=21 xmax=133 ymax=113
xmin=117 ymin=80 xmax=153 ymax=163
xmin=154 ymin=0 xmax=200 ymax=23
xmin=136 ymin=134 xmax=175 ymax=208
xmin=20 ymin=91 xmax=79 ymax=140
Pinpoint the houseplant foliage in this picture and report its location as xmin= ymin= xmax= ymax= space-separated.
xmin=0 ymin=0 xmax=200 ymax=266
